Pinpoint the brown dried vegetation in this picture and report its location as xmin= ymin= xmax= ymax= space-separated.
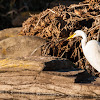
xmin=19 ymin=0 xmax=100 ymax=72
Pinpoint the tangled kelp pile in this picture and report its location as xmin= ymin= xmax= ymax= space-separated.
xmin=19 ymin=0 xmax=100 ymax=72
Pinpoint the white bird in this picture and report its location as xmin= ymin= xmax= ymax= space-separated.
xmin=67 ymin=30 xmax=100 ymax=72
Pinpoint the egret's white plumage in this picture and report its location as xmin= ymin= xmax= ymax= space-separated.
xmin=67 ymin=30 xmax=100 ymax=72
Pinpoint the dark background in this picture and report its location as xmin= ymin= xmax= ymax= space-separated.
xmin=0 ymin=0 xmax=82 ymax=30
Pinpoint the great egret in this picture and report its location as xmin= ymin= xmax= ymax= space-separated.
xmin=67 ymin=30 xmax=100 ymax=72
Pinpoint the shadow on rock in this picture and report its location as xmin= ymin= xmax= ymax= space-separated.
xmin=75 ymin=71 xmax=97 ymax=83
xmin=43 ymin=59 xmax=76 ymax=71
xmin=43 ymin=59 xmax=97 ymax=84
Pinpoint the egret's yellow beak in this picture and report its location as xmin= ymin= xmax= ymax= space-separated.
xmin=67 ymin=33 xmax=76 ymax=40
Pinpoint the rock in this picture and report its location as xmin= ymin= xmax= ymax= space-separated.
xmin=0 ymin=28 xmax=100 ymax=99
xmin=0 ymin=27 xmax=21 ymax=40
xmin=0 ymin=56 xmax=100 ymax=98
xmin=0 ymin=56 xmax=77 ymax=97
xmin=0 ymin=36 xmax=46 ymax=58
xmin=0 ymin=60 xmax=100 ymax=98
xmin=0 ymin=27 xmax=47 ymax=58
xmin=0 ymin=56 xmax=74 ymax=71
xmin=0 ymin=94 xmax=63 ymax=100
xmin=0 ymin=58 xmax=44 ymax=71
xmin=92 ymin=77 xmax=100 ymax=86
xmin=12 ymin=14 xmax=29 ymax=26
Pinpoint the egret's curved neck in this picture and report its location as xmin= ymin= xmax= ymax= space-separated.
xmin=81 ymin=33 xmax=87 ymax=50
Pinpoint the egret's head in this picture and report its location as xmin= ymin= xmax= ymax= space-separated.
xmin=67 ymin=30 xmax=85 ymax=40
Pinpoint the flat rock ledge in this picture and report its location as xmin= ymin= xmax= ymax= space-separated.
xmin=0 ymin=28 xmax=100 ymax=99
xmin=0 ymin=56 xmax=100 ymax=99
